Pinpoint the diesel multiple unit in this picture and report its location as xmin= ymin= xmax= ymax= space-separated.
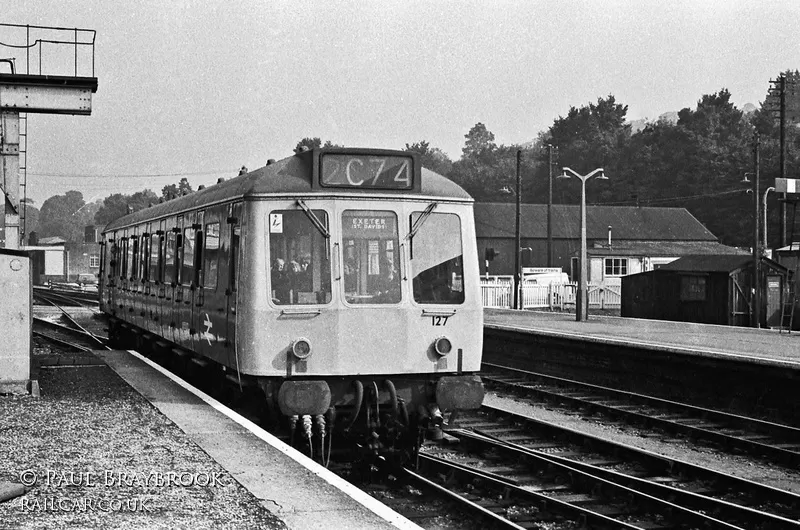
xmin=99 ymin=148 xmax=484 ymax=459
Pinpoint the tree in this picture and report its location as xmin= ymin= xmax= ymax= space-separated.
xmin=610 ymin=90 xmax=754 ymax=245
xmin=751 ymin=71 xmax=800 ymax=246
xmin=403 ymin=141 xmax=453 ymax=176
xmin=447 ymin=123 xmax=539 ymax=202
xmin=161 ymin=177 xmax=193 ymax=200
xmin=94 ymin=189 xmax=160 ymax=227
xmin=548 ymin=96 xmax=630 ymax=171
xmin=21 ymin=198 xmax=40 ymax=239
xmin=461 ymin=123 xmax=497 ymax=160
xmin=38 ymin=190 xmax=94 ymax=243
xmin=294 ymin=137 xmax=342 ymax=153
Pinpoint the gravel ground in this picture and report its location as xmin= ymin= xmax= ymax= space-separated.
xmin=0 ymin=335 xmax=284 ymax=530
xmin=484 ymin=391 xmax=800 ymax=494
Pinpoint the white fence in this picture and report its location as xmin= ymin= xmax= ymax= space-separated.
xmin=480 ymin=276 xmax=621 ymax=310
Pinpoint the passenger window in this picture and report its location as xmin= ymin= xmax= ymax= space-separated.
xmin=182 ymin=228 xmax=195 ymax=285
xmin=140 ymin=235 xmax=150 ymax=281
xmin=149 ymin=234 xmax=160 ymax=282
xmin=342 ymin=210 xmax=401 ymax=304
xmin=165 ymin=230 xmax=177 ymax=284
xmin=409 ymin=212 xmax=464 ymax=304
xmin=204 ymin=222 xmax=220 ymax=290
xmin=127 ymin=237 xmax=135 ymax=279
xmin=130 ymin=236 xmax=139 ymax=279
xmin=269 ymin=209 xmax=331 ymax=305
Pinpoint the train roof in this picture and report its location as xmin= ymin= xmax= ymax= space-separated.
xmin=103 ymin=149 xmax=472 ymax=232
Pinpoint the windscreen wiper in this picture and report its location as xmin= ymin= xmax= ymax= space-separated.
xmin=296 ymin=199 xmax=330 ymax=239
xmin=405 ymin=202 xmax=438 ymax=241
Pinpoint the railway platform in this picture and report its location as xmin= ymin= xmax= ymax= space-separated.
xmin=482 ymin=308 xmax=800 ymax=425
xmin=96 ymin=349 xmax=420 ymax=530
xmin=485 ymin=308 xmax=800 ymax=368
xmin=1 ymin=344 xmax=419 ymax=530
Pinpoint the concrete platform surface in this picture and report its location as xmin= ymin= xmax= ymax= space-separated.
xmin=95 ymin=349 xmax=421 ymax=530
xmin=485 ymin=308 xmax=800 ymax=369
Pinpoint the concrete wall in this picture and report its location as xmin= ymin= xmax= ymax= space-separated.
xmin=0 ymin=250 xmax=31 ymax=394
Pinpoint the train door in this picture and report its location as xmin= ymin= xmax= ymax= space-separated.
xmin=176 ymin=211 xmax=197 ymax=350
xmin=163 ymin=216 xmax=179 ymax=343
xmin=128 ymin=229 xmax=138 ymax=327
xmin=225 ymin=203 xmax=242 ymax=370
xmin=99 ymin=235 xmax=108 ymax=311
xmin=145 ymin=224 xmax=159 ymax=334
xmin=117 ymin=230 xmax=128 ymax=319
xmin=190 ymin=211 xmax=205 ymax=352
xmin=153 ymin=219 xmax=171 ymax=337
xmin=131 ymin=231 xmax=148 ymax=327
xmin=130 ymin=227 xmax=141 ymax=329
xmin=101 ymin=233 xmax=116 ymax=311
xmin=196 ymin=207 xmax=228 ymax=363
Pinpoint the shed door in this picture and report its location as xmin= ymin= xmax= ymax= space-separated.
xmin=765 ymin=275 xmax=783 ymax=328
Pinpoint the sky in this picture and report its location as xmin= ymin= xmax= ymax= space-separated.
xmin=3 ymin=1 xmax=800 ymax=207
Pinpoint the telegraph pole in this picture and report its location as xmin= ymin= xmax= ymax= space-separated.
xmin=513 ymin=149 xmax=522 ymax=310
xmin=547 ymin=144 xmax=554 ymax=267
xmin=779 ymin=74 xmax=787 ymax=247
xmin=770 ymin=74 xmax=788 ymax=247
xmin=753 ymin=132 xmax=761 ymax=328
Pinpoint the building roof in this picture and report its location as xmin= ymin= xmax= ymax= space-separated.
xmin=36 ymin=236 xmax=66 ymax=246
xmin=586 ymin=240 xmax=747 ymax=257
xmin=659 ymin=254 xmax=753 ymax=272
xmin=474 ymin=203 xmax=718 ymax=241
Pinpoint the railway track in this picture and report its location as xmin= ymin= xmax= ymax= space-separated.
xmin=33 ymin=285 xmax=100 ymax=307
xmin=402 ymin=434 xmax=743 ymax=529
xmin=482 ymin=362 xmax=800 ymax=467
xmin=425 ymin=404 xmax=800 ymax=528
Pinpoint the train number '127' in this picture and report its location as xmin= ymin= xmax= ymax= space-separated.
xmin=431 ymin=316 xmax=449 ymax=326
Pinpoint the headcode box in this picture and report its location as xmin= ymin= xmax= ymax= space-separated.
xmin=0 ymin=249 xmax=31 ymax=394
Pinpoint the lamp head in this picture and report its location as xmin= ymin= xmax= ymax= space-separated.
xmin=557 ymin=168 xmax=571 ymax=180
xmin=741 ymin=172 xmax=753 ymax=184
xmin=596 ymin=171 xmax=608 ymax=181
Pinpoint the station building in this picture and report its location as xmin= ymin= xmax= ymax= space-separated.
xmin=474 ymin=203 xmax=745 ymax=285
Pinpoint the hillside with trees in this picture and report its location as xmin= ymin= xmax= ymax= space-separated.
xmin=412 ymin=72 xmax=800 ymax=248
xmin=29 ymin=71 xmax=800 ymax=249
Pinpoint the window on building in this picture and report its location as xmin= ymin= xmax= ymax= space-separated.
xmin=680 ymin=274 xmax=707 ymax=301
xmin=604 ymin=258 xmax=628 ymax=277
xmin=89 ymin=255 xmax=100 ymax=268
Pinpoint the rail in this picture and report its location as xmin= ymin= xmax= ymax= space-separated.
xmin=480 ymin=276 xmax=621 ymax=310
xmin=0 ymin=23 xmax=96 ymax=77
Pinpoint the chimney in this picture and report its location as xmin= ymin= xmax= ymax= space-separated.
xmin=607 ymin=225 xmax=612 ymax=247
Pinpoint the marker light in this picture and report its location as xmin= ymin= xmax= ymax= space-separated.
xmin=292 ymin=337 xmax=312 ymax=359
xmin=434 ymin=337 xmax=452 ymax=357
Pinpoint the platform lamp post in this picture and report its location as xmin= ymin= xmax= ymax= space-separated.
xmin=558 ymin=167 xmax=607 ymax=322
